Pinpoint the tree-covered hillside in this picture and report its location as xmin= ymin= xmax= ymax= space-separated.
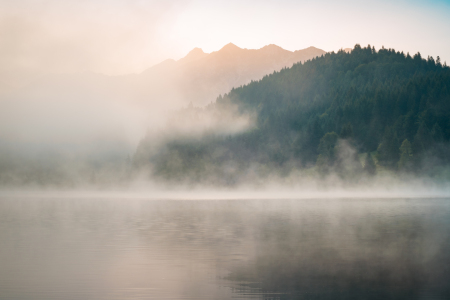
xmin=134 ymin=45 xmax=450 ymax=184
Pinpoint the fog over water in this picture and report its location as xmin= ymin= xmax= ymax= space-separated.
xmin=1 ymin=197 xmax=449 ymax=300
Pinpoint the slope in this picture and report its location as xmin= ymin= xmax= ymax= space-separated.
xmin=134 ymin=45 xmax=450 ymax=183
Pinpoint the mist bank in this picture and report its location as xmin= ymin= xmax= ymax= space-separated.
xmin=1 ymin=171 xmax=450 ymax=198
xmin=0 ymin=44 xmax=325 ymax=189
xmin=2 ymin=44 xmax=450 ymax=191
xmin=0 ymin=44 xmax=325 ymax=140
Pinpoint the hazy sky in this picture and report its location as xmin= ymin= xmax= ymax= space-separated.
xmin=1 ymin=0 xmax=449 ymax=75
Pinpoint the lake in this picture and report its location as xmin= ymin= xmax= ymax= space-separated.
xmin=0 ymin=197 xmax=449 ymax=299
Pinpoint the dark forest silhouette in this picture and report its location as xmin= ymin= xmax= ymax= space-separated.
xmin=135 ymin=45 xmax=450 ymax=184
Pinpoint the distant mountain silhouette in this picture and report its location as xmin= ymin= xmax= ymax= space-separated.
xmin=0 ymin=43 xmax=326 ymax=153
xmin=176 ymin=48 xmax=208 ymax=65
xmin=6 ymin=43 xmax=325 ymax=109
xmin=138 ymin=43 xmax=326 ymax=106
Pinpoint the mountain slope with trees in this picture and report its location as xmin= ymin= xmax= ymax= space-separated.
xmin=135 ymin=45 xmax=450 ymax=184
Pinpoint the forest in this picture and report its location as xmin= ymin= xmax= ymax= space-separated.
xmin=133 ymin=45 xmax=450 ymax=185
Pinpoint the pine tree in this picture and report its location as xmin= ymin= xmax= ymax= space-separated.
xmin=413 ymin=122 xmax=431 ymax=153
xmin=377 ymin=127 xmax=400 ymax=169
xmin=431 ymin=123 xmax=444 ymax=143
xmin=340 ymin=123 xmax=354 ymax=139
xmin=398 ymin=139 xmax=413 ymax=171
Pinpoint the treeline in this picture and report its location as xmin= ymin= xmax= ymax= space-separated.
xmin=134 ymin=45 xmax=450 ymax=183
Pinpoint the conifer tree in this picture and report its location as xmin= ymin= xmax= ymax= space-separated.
xmin=340 ymin=123 xmax=353 ymax=139
xmin=398 ymin=139 xmax=413 ymax=171
xmin=377 ymin=127 xmax=400 ymax=169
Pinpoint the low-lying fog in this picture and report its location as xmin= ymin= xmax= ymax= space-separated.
xmin=0 ymin=75 xmax=254 ymax=189
xmin=1 ymin=77 xmax=450 ymax=197
xmin=0 ymin=45 xmax=449 ymax=197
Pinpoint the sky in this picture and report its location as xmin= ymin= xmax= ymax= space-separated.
xmin=1 ymin=0 xmax=449 ymax=76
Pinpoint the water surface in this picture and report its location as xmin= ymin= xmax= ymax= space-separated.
xmin=0 ymin=197 xmax=449 ymax=299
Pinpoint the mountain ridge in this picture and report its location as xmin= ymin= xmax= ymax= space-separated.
xmin=142 ymin=43 xmax=325 ymax=75
xmin=8 ymin=43 xmax=326 ymax=111
xmin=138 ymin=43 xmax=326 ymax=106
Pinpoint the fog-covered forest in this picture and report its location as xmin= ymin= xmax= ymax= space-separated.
xmin=2 ymin=44 xmax=450 ymax=188
xmin=0 ymin=44 xmax=324 ymax=188
xmin=134 ymin=45 xmax=450 ymax=185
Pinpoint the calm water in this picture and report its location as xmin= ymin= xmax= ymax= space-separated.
xmin=0 ymin=197 xmax=449 ymax=300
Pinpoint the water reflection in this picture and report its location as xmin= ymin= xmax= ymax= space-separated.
xmin=0 ymin=198 xmax=449 ymax=299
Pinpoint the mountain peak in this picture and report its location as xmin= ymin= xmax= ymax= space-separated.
xmin=178 ymin=47 xmax=207 ymax=64
xmin=220 ymin=43 xmax=242 ymax=52
xmin=294 ymin=46 xmax=321 ymax=53
xmin=260 ymin=44 xmax=288 ymax=54
xmin=187 ymin=47 xmax=205 ymax=56
xmin=262 ymin=44 xmax=283 ymax=49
